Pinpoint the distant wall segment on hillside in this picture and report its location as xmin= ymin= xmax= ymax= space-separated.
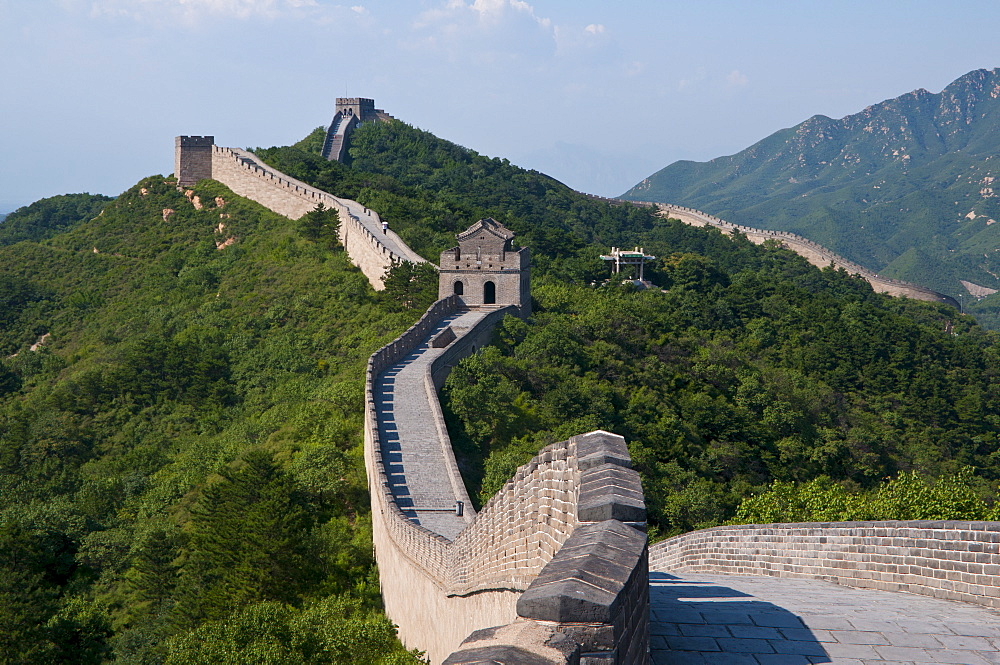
xmin=585 ymin=192 xmax=958 ymax=309
xmin=649 ymin=521 xmax=1000 ymax=609
xmin=364 ymin=295 xmax=650 ymax=664
xmin=657 ymin=204 xmax=959 ymax=308
xmin=174 ymin=136 xmax=424 ymax=290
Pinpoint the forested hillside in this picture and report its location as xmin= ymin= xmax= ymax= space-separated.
xmin=622 ymin=67 xmax=1000 ymax=324
xmin=261 ymin=120 xmax=1000 ymax=540
xmin=0 ymin=182 xmax=424 ymax=663
xmin=0 ymin=194 xmax=113 ymax=246
xmin=5 ymin=116 xmax=1000 ymax=662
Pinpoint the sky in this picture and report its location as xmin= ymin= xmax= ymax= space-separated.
xmin=2 ymin=0 xmax=1000 ymax=213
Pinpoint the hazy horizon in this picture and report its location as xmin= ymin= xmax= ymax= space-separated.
xmin=3 ymin=1 xmax=1000 ymax=213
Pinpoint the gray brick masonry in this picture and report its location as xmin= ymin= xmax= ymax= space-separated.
xmin=174 ymin=136 xmax=423 ymax=290
xmin=366 ymin=296 xmax=649 ymax=663
xmin=177 ymin=134 xmax=649 ymax=664
xmin=649 ymin=521 xmax=1000 ymax=609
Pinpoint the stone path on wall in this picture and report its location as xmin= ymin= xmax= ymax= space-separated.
xmin=650 ymin=572 xmax=1000 ymax=664
xmin=341 ymin=198 xmax=426 ymax=265
xmin=228 ymin=147 xmax=425 ymax=265
xmin=374 ymin=308 xmax=488 ymax=540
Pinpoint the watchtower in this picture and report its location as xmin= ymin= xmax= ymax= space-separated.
xmin=321 ymin=98 xmax=394 ymax=162
xmin=336 ymin=97 xmax=378 ymax=121
xmin=174 ymin=136 xmax=214 ymax=187
xmin=439 ymin=218 xmax=530 ymax=317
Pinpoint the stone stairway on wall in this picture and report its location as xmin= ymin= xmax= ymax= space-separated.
xmin=321 ymin=112 xmax=356 ymax=162
xmin=365 ymin=295 xmax=650 ymax=664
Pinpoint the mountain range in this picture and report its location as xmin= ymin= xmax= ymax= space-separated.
xmin=623 ymin=67 xmax=1000 ymax=308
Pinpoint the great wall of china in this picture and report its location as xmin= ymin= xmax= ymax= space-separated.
xmin=587 ymin=195 xmax=960 ymax=310
xmin=175 ymin=128 xmax=999 ymax=663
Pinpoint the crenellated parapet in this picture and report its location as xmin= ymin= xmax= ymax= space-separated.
xmin=439 ymin=217 xmax=531 ymax=316
xmin=173 ymin=136 xmax=424 ymax=289
xmin=649 ymin=521 xmax=1000 ymax=609
xmin=365 ymin=294 xmax=648 ymax=661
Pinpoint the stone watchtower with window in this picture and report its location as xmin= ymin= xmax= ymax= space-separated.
xmin=439 ymin=218 xmax=530 ymax=317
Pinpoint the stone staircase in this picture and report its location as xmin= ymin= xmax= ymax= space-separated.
xmin=321 ymin=112 xmax=356 ymax=162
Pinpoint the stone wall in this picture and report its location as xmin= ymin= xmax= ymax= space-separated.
xmin=175 ymin=136 xmax=214 ymax=187
xmin=649 ymin=521 xmax=1000 ymax=609
xmin=365 ymin=298 xmax=649 ymax=664
xmin=585 ymin=194 xmax=959 ymax=309
xmin=658 ymin=204 xmax=960 ymax=308
xmin=175 ymin=137 xmax=419 ymax=289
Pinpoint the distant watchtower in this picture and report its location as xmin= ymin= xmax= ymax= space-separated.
xmin=321 ymin=98 xmax=394 ymax=162
xmin=174 ymin=136 xmax=214 ymax=187
xmin=439 ymin=218 xmax=531 ymax=317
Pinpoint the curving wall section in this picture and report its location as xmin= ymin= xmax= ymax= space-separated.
xmin=649 ymin=521 xmax=1000 ymax=609
xmin=175 ymin=136 xmax=424 ymax=290
xmin=178 ymin=134 xmax=651 ymax=662
xmin=364 ymin=296 xmax=650 ymax=664
xmin=584 ymin=193 xmax=958 ymax=309
xmin=655 ymin=204 xmax=959 ymax=308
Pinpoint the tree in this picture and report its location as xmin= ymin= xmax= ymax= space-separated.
xmin=381 ymin=261 xmax=438 ymax=310
xmin=298 ymin=203 xmax=341 ymax=249
xmin=174 ymin=451 xmax=319 ymax=624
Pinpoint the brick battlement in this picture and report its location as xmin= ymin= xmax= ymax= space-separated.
xmin=649 ymin=521 xmax=1000 ymax=609
xmin=365 ymin=295 xmax=649 ymax=664
xmin=174 ymin=138 xmax=424 ymax=289
xmin=177 ymin=135 xmax=215 ymax=147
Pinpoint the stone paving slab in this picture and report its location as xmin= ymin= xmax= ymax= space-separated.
xmin=375 ymin=308 xmax=487 ymax=540
xmin=650 ymin=572 xmax=1000 ymax=665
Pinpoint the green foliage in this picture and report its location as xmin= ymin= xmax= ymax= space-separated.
xmin=174 ymin=451 xmax=319 ymax=624
xmin=298 ymin=203 xmax=341 ymax=250
xmin=623 ymin=68 xmax=1000 ymax=322
xmin=0 ymin=522 xmax=109 ymax=664
xmin=255 ymin=119 xmax=662 ymax=280
xmin=0 ymin=193 xmax=112 ymax=246
xmin=0 ymin=175 xmax=422 ymax=661
xmin=293 ymin=127 xmax=328 ymax=155
xmin=442 ymin=261 xmax=1000 ymax=537
xmin=7 ymin=111 xmax=1000 ymax=663
xmin=163 ymin=597 xmax=422 ymax=665
xmin=381 ymin=260 xmax=438 ymax=311
xmin=734 ymin=469 xmax=1000 ymax=524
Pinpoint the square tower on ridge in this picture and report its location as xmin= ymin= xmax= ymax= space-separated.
xmin=439 ymin=218 xmax=530 ymax=317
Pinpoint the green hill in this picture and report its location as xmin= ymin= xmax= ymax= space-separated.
xmin=622 ymin=67 xmax=1000 ymax=305
xmin=3 ymin=117 xmax=1000 ymax=662
xmin=0 ymin=177 xmax=425 ymax=664
xmin=259 ymin=121 xmax=1000 ymax=538
xmin=0 ymin=194 xmax=113 ymax=246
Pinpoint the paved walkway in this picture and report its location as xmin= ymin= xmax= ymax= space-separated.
xmin=233 ymin=148 xmax=425 ymax=264
xmin=374 ymin=308 xmax=488 ymax=540
xmin=650 ymin=572 xmax=1000 ymax=664
xmin=341 ymin=196 xmax=426 ymax=264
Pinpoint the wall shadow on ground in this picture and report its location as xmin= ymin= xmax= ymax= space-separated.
xmin=649 ymin=571 xmax=831 ymax=664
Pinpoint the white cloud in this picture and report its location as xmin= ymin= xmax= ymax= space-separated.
xmin=87 ymin=0 xmax=323 ymax=22
xmin=553 ymin=20 xmax=610 ymax=58
xmin=727 ymin=69 xmax=749 ymax=87
xmin=409 ymin=0 xmax=557 ymax=63
xmin=414 ymin=0 xmax=551 ymax=31
xmin=350 ymin=4 xmax=366 ymax=14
